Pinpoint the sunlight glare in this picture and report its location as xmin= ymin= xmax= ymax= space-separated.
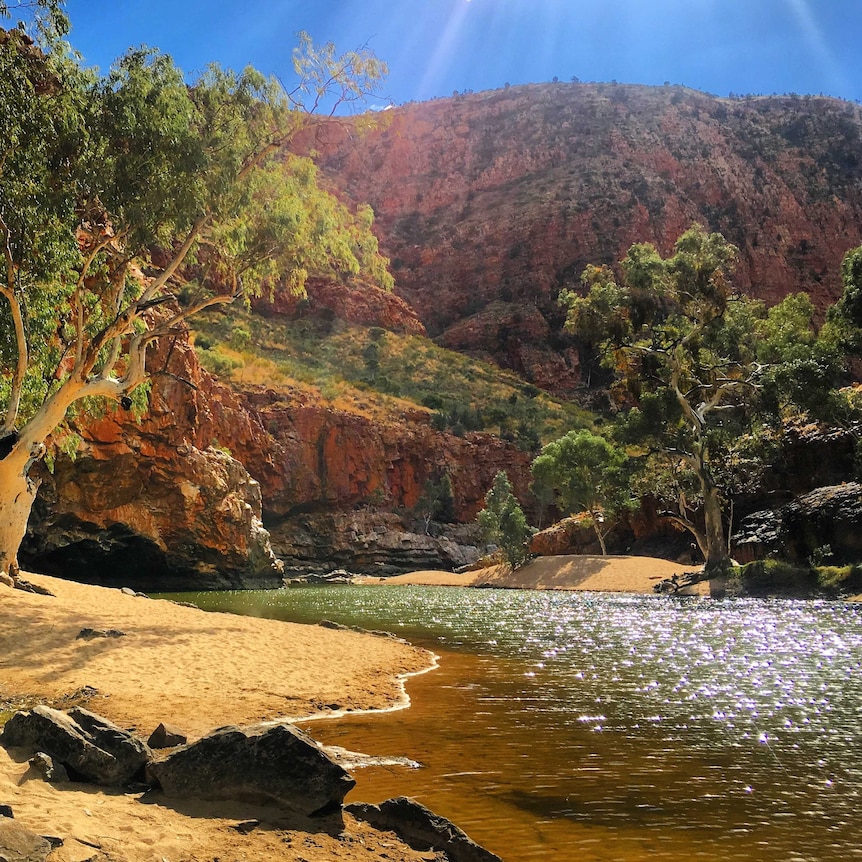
xmin=786 ymin=0 xmax=847 ymax=95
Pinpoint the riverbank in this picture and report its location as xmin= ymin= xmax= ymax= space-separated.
xmin=364 ymin=554 xmax=711 ymax=595
xmin=0 ymin=573 xmax=440 ymax=862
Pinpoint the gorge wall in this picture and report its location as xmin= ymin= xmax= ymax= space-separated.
xmin=301 ymin=83 xmax=862 ymax=394
xmin=22 ymin=323 xmax=532 ymax=588
xmin=22 ymin=83 xmax=862 ymax=585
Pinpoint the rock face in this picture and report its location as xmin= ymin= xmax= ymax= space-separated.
xmin=21 ymin=326 xmax=284 ymax=591
xmin=271 ymin=511 xmax=485 ymax=577
xmin=299 ymin=84 xmax=862 ymax=394
xmin=253 ymin=275 xmax=426 ymax=335
xmin=1 ymin=706 xmax=151 ymax=786
xmin=240 ymin=387 xmax=533 ymax=523
xmin=26 ymin=444 xmax=281 ymax=591
xmin=27 ymin=84 xmax=862 ymax=583
xmin=530 ymin=515 xmax=602 ymax=557
xmin=733 ymin=483 xmax=862 ymax=564
xmin=147 ymin=722 xmax=355 ymax=817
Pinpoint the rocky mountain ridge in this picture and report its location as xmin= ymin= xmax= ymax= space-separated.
xmin=300 ymin=82 xmax=862 ymax=393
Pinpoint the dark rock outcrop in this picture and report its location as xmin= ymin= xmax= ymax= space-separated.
xmin=733 ymin=482 xmax=862 ymax=563
xmin=1 ymin=706 xmax=151 ymax=786
xmin=270 ymin=511 xmax=485 ymax=577
xmin=347 ymin=797 xmax=502 ymax=862
xmin=147 ymin=722 xmax=355 ymax=817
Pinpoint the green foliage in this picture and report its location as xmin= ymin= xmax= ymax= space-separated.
xmin=560 ymin=224 xmax=847 ymax=568
xmin=729 ymin=558 xmax=862 ymax=596
xmin=477 ymin=471 xmax=534 ymax=568
xmin=0 ymin=28 xmax=393 ymax=440
xmin=816 ymin=564 xmax=861 ymax=590
xmin=829 ymin=245 xmax=862 ymax=332
xmin=531 ymin=429 xmax=634 ymax=554
xmin=191 ymin=308 xmax=589 ymax=442
xmin=0 ymin=1 xmax=67 ymax=36
xmin=729 ymin=559 xmax=816 ymax=596
xmin=197 ymin=346 xmax=243 ymax=379
xmin=413 ymin=472 xmax=455 ymax=531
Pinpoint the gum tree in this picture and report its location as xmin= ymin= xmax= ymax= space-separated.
xmin=477 ymin=471 xmax=534 ymax=568
xmin=530 ymin=429 xmax=633 ymax=555
xmin=561 ymin=225 xmax=843 ymax=573
xmin=0 ymin=22 xmax=391 ymax=578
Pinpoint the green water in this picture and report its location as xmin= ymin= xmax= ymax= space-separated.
xmin=159 ymin=586 xmax=862 ymax=862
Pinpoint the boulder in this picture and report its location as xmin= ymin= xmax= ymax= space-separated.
xmin=347 ymin=797 xmax=502 ymax=862
xmin=147 ymin=722 xmax=355 ymax=816
xmin=27 ymin=753 xmax=68 ymax=784
xmin=147 ymin=722 xmax=187 ymax=750
xmin=733 ymin=483 xmax=862 ymax=564
xmin=0 ymin=819 xmax=54 ymax=862
xmin=1 ymin=706 xmax=151 ymax=786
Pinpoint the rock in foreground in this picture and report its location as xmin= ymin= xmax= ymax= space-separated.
xmin=0 ymin=819 xmax=54 ymax=862
xmin=348 ymin=797 xmax=502 ymax=862
xmin=147 ymin=721 xmax=355 ymax=816
xmin=1 ymin=706 xmax=150 ymax=786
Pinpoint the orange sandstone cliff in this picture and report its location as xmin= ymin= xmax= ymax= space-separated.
xmin=300 ymin=83 xmax=862 ymax=393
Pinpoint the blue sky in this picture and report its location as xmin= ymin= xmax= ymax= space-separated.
xmin=56 ymin=0 xmax=862 ymax=108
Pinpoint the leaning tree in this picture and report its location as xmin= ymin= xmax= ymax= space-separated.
xmin=0 ymin=18 xmax=392 ymax=578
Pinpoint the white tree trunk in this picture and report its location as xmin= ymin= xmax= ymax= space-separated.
xmin=0 ymin=446 xmax=39 ymax=578
xmin=0 ymin=379 xmax=84 ymax=578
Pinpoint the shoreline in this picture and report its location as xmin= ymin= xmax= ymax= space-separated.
xmin=358 ymin=554 xmax=712 ymax=596
xmin=0 ymin=572 xmax=442 ymax=862
xmin=0 ymin=573 xmax=435 ymax=736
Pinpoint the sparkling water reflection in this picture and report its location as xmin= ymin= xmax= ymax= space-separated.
xmin=165 ymin=587 xmax=862 ymax=861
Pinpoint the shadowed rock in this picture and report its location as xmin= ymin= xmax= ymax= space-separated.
xmin=1 ymin=706 xmax=150 ymax=786
xmin=347 ymin=797 xmax=502 ymax=862
xmin=0 ymin=818 xmax=56 ymax=861
xmin=27 ymin=753 xmax=68 ymax=784
xmin=147 ymin=722 xmax=187 ymax=749
xmin=147 ymin=722 xmax=355 ymax=816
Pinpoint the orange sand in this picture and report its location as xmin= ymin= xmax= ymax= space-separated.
xmin=369 ymin=554 xmax=711 ymax=596
xmin=0 ymin=573 xmax=437 ymax=862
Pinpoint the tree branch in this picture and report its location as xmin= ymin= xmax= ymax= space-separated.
xmin=0 ymin=213 xmax=28 ymax=431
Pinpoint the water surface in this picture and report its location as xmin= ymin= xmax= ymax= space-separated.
xmin=164 ymin=586 xmax=862 ymax=862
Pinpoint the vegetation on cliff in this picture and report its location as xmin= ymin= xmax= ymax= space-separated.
xmin=191 ymin=305 xmax=590 ymax=447
xmin=0 ymin=9 xmax=392 ymax=578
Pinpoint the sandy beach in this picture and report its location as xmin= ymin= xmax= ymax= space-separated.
xmin=0 ymin=573 xmax=437 ymax=862
xmin=368 ymin=554 xmax=711 ymax=596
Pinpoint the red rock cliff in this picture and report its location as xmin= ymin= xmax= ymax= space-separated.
xmin=298 ymin=83 xmax=862 ymax=393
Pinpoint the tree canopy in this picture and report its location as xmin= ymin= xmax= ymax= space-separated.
xmin=477 ymin=471 xmax=534 ymax=569
xmin=531 ymin=429 xmax=633 ymax=555
xmin=0 ymin=20 xmax=392 ymax=576
xmin=561 ymin=224 xmax=850 ymax=571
